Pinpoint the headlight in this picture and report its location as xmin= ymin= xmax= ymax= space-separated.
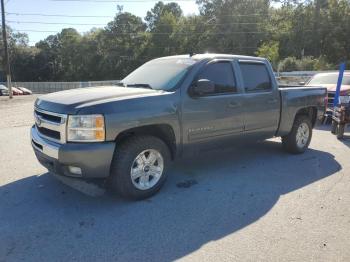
xmin=339 ymin=95 xmax=350 ymax=104
xmin=67 ymin=115 xmax=105 ymax=142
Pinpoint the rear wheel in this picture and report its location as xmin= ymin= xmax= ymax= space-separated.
xmin=109 ymin=135 xmax=171 ymax=200
xmin=282 ymin=115 xmax=312 ymax=154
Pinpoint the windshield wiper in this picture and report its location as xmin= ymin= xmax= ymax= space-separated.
xmin=125 ymin=83 xmax=153 ymax=89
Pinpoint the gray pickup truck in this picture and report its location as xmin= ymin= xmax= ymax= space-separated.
xmin=31 ymin=54 xmax=327 ymax=199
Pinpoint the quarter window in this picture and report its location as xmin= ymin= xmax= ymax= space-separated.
xmin=239 ymin=63 xmax=272 ymax=92
xmin=197 ymin=61 xmax=237 ymax=94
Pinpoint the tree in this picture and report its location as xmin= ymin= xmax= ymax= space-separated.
xmin=196 ymin=0 xmax=270 ymax=55
xmin=145 ymin=1 xmax=183 ymax=30
xmin=278 ymin=56 xmax=299 ymax=71
xmin=256 ymin=41 xmax=280 ymax=70
xmin=3 ymin=0 xmax=350 ymax=81
xmin=0 ymin=27 xmax=29 ymax=80
xmin=100 ymin=12 xmax=147 ymax=79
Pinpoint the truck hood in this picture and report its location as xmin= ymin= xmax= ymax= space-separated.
xmin=35 ymin=86 xmax=165 ymax=114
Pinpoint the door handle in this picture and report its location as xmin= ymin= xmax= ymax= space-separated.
xmin=228 ymin=102 xmax=240 ymax=108
xmin=267 ymin=99 xmax=278 ymax=104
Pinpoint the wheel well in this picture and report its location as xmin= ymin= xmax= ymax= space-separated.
xmin=115 ymin=124 xmax=177 ymax=159
xmin=295 ymin=107 xmax=318 ymax=127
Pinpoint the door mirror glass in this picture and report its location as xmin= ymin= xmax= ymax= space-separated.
xmin=192 ymin=79 xmax=215 ymax=96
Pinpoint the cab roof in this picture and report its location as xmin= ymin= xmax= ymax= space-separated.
xmin=155 ymin=53 xmax=267 ymax=62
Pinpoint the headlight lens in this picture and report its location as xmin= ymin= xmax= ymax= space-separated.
xmin=67 ymin=115 xmax=105 ymax=142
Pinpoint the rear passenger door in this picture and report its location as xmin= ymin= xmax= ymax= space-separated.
xmin=238 ymin=61 xmax=280 ymax=139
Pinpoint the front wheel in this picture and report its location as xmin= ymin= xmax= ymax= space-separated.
xmin=282 ymin=115 xmax=312 ymax=154
xmin=109 ymin=135 xmax=171 ymax=200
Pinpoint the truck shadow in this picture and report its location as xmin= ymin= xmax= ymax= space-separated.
xmin=0 ymin=140 xmax=341 ymax=261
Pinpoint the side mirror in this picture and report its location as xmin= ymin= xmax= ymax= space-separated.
xmin=299 ymin=81 xmax=306 ymax=86
xmin=192 ymin=79 xmax=215 ymax=96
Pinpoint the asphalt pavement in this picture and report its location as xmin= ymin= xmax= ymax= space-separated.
xmin=0 ymin=95 xmax=349 ymax=262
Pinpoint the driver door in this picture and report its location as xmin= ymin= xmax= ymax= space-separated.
xmin=181 ymin=59 xmax=245 ymax=150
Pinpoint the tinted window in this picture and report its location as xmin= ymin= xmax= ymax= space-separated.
xmin=197 ymin=62 xmax=237 ymax=94
xmin=239 ymin=63 xmax=271 ymax=92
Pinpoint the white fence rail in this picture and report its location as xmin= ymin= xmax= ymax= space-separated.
xmin=277 ymin=71 xmax=340 ymax=85
xmin=277 ymin=71 xmax=312 ymax=85
xmin=1 ymin=80 xmax=120 ymax=94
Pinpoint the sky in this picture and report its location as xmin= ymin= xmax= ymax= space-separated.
xmin=4 ymin=0 xmax=199 ymax=45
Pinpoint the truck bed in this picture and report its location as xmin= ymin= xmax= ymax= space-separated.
xmin=276 ymin=86 xmax=327 ymax=136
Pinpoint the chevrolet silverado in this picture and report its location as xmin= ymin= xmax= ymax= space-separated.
xmin=31 ymin=54 xmax=327 ymax=199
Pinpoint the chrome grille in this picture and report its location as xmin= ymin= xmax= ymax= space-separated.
xmin=34 ymin=108 xmax=67 ymax=143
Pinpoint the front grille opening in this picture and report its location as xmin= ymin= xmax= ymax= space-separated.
xmin=37 ymin=126 xmax=61 ymax=140
xmin=32 ymin=140 xmax=43 ymax=150
xmin=328 ymin=93 xmax=335 ymax=107
xmin=35 ymin=110 xmax=61 ymax=123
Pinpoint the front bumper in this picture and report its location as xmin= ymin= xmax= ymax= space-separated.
xmin=31 ymin=125 xmax=115 ymax=178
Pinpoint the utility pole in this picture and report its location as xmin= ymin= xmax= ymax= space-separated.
xmin=1 ymin=0 xmax=12 ymax=98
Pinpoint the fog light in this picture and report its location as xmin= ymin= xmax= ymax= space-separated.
xmin=68 ymin=166 xmax=82 ymax=175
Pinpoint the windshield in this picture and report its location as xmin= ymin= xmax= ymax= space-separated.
xmin=121 ymin=58 xmax=196 ymax=91
xmin=308 ymin=74 xmax=350 ymax=85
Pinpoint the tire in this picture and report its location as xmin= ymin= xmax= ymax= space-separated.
xmin=336 ymin=124 xmax=345 ymax=140
xmin=109 ymin=135 xmax=171 ymax=200
xmin=282 ymin=115 xmax=312 ymax=154
xmin=319 ymin=116 xmax=325 ymax=125
xmin=331 ymin=120 xmax=337 ymax=134
xmin=325 ymin=116 xmax=332 ymax=125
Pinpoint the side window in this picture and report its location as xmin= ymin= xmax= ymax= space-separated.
xmin=239 ymin=62 xmax=272 ymax=92
xmin=197 ymin=62 xmax=237 ymax=94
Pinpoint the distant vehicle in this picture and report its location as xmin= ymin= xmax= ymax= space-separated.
xmin=17 ymin=87 xmax=32 ymax=95
xmin=12 ymin=87 xmax=23 ymax=95
xmin=31 ymin=54 xmax=327 ymax=200
xmin=305 ymin=72 xmax=350 ymax=110
xmin=0 ymin=85 xmax=9 ymax=96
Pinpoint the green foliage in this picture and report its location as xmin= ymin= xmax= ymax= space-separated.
xmin=256 ymin=41 xmax=280 ymax=70
xmin=278 ymin=56 xmax=299 ymax=71
xmin=278 ymin=56 xmax=336 ymax=71
xmin=313 ymin=56 xmax=335 ymax=71
xmin=1 ymin=0 xmax=349 ymax=81
xmin=145 ymin=1 xmax=183 ymax=30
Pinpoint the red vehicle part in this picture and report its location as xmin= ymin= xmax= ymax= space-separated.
xmin=11 ymin=87 xmax=24 ymax=95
